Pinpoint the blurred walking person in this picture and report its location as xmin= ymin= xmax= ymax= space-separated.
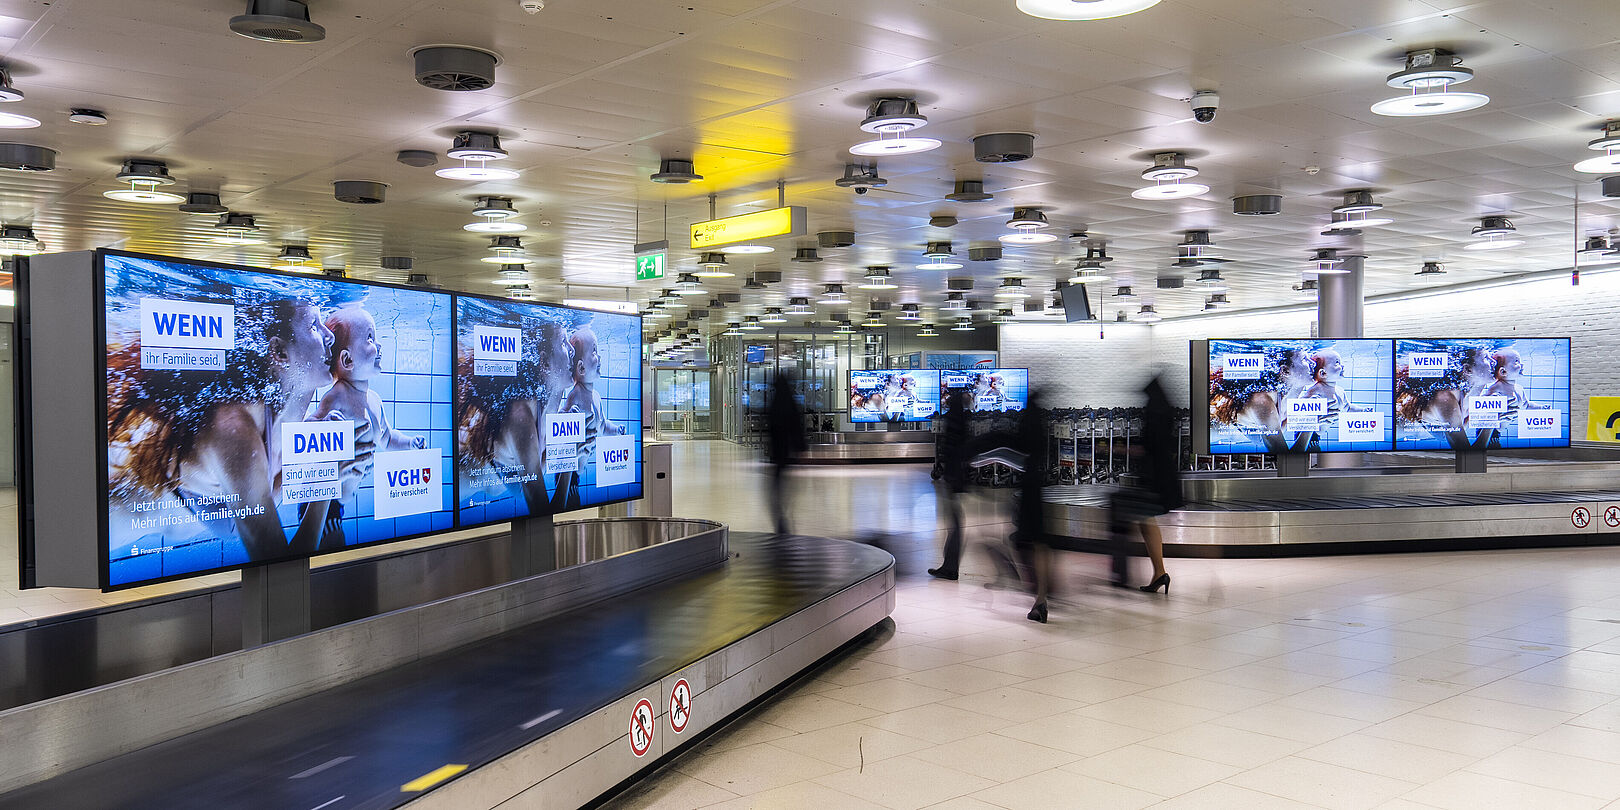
xmin=765 ymin=371 xmax=807 ymax=535
xmin=1113 ymin=376 xmax=1182 ymax=593
xmin=1015 ymin=390 xmax=1052 ymax=622
xmin=929 ymin=390 xmax=971 ymax=581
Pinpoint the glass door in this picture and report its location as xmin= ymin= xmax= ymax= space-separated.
xmin=654 ymin=368 xmax=716 ymax=438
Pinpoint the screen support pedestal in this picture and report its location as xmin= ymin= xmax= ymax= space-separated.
xmin=509 ymin=515 xmax=558 ymax=579
xmin=1455 ymin=449 xmax=1488 ymax=474
xmin=1276 ymin=453 xmax=1310 ymax=478
xmin=241 ymin=558 xmax=311 ymax=647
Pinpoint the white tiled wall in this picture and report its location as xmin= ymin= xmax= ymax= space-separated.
xmin=997 ymin=270 xmax=1620 ymax=431
xmin=996 ymin=322 xmax=1156 ymax=406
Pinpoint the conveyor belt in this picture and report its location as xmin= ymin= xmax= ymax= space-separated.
xmin=0 ymin=534 xmax=892 ymax=810
xmin=1045 ymin=485 xmax=1620 ymax=551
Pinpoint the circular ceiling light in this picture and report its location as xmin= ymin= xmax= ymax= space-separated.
xmin=994 ymin=277 xmax=1028 ymax=299
xmin=1305 ymin=247 xmax=1348 ymax=274
xmin=1015 ymin=0 xmax=1161 ymax=20
xmin=849 ymin=135 xmax=942 ymax=156
xmin=1371 ymin=91 xmax=1489 ymax=117
xmin=1132 ymin=182 xmax=1210 ymax=200
xmin=998 ymin=231 xmax=1059 ymax=244
xmin=1006 ymin=208 xmax=1050 ymax=229
xmin=718 ymin=244 xmax=774 ymax=254
xmin=859 ymin=266 xmax=897 ymax=290
xmin=465 ymin=220 xmax=527 ymax=233
xmin=1572 ymin=150 xmax=1620 ymax=174
xmin=761 ymin=307 xmax=788 ymax=324
xmin=673 ymin=273 xmax=707 ymax=295
xmin=1373 ymin=49 xmax=1488 ymax=117
xmin=0 ymin=111 xmax=39 ymax=129
xmin=480 ymin=235 xmax=529 ymax=263
xmin=1416 ymin=261 xmax=1447 ymax=277
xmin=1295 ymin=279 xmax=1319 ymax=299
xmin=897 ymin=303 xmax=922 ymax=321
xmin=272 ymin=245 xmax=314 ymax=271
xmin=1326 ymin=211 xmax=1394 ymax=230
xmin=786 ymin=297 xmax=812 ymax=315
xmin=0 ymin=68 xmax=24 ymax=102
xmin=950 ymin=318 xmax=975 ymax=332
xmin=740 ymin=315 xmax=765 ymax=331
xmin=1069 ymin=260 xmax=1110 ymax=285
xmin=0 ymin=225 xmax=43 ymax=255
xmin=946 ymin=179 xmax=993 ymax=203
xmin=105 ymin=186 xmax=187 ymax=203
xmin=1134 ymin=303 xmax=1162 ymax=323
xmin=650 ymin=157 xmax=702 ymax=184
xmin=1113 ymin=285 xmax=1135 ymax=299
xmin=918 ymin=324 xmax=939 ymax=337
xmin=833 ymin=320 xmax=857 ymax=334
xmin=820 ymin=283 xmax=849 ymax=302
xmin=1464 ymin=215 xmax=1523 ymax=250
xmin=436 ymin=164 xmax=520 ymax=181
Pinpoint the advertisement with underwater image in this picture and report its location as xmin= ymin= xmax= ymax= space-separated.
xmin=1395 ymin=338 xmax=1570 ymax=450
xmin=1207 ymin=339 xmax=1393 ymax=454
xmin=940 ymin=368 xmax=1029 ymax=413
xmin=456 ymin=296 xmax=642 ymax=525
xmin=103 ymin=252 xmax=454 ymax=589
xmin=850 ymin=370 xmax=940 ymax=423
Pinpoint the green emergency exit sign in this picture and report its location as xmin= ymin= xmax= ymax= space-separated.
xmin=636 ymin=253 xmax=666 ymax=281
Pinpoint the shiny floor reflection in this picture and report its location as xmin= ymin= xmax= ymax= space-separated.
xmin=607 ymin=443 xmax=1620 ymax=810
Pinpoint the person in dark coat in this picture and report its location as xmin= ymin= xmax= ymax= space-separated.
xmin=929 ymin=390 xmax=971 ymax=581
xmin=1013 ymin=390 xmax=1052 ymax=622
xmin=1117 ymin=376 xmax=1183 ymax=593
xmin=765 ymin=371 xmax=807 ymax=535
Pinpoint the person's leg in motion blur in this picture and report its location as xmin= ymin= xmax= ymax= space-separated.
xmin=770 ymin=460 xmax=790 ymax=535
xmin=929 ymin=483 xmax=964 ymax=580
xmin=1137 ymin=517 xmax=1170 ymax=593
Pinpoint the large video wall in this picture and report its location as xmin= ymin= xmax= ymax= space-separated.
xmin=83 ymin=250 xmax=641 ymax=590
xmin=1195 ymin=337 xmax=1569 ymax=455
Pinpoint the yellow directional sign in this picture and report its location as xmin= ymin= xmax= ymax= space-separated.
xmin=1587 ymin=397 xmax=1620 ymax=443
xmin=690 ymin=206 xmax=806 ymax=249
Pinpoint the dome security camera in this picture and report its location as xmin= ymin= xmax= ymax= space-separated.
xmin=519 ymin=0 xmax=544 ymax=12
xmin=854 ymin=186 xmax=868 ymax=195
xmin=1191 ymin=90 xmax=1219 ymax=124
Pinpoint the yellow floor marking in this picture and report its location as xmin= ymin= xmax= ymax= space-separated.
xmin=401 ymin=764 xmax=468 ymax=792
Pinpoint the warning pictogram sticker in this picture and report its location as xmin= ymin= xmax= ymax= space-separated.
xmin=1573 ymin=507 xmax=1592 ymax=529
xmin=670 ymin=679 xmax=692 ymax=735
xmin=628 ymin=698 xmax=655 ymax=757
xmin=1605 ymin=506 xmax=1620 ymax=529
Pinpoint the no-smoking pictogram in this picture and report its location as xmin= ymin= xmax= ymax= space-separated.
xmin=1573 ymin=507 xmax=1592 ymax=529
xmin=628 ymin=698 xmax=655 ymax=757
xmin=669 ymin=679 xmax=692 ymax=734
xmin=1606 ymin=506 xmax=1620 ymax=529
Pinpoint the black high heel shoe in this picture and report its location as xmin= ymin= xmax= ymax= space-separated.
xmin=1027 ymin=601 xmax=1048 ymax=623
xmin=1139 ymin=573 xmax=1170 ymax=594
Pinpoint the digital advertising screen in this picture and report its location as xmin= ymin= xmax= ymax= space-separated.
xmin=1395 ymin=338 xmax=1570 ymax=450
xmin=849 ymin=369 xmax=940 ymax=422
xmin=455 ymin=295 xmax=642 ymax=526
xmin=940 ymin=368 xmax=1029 ymax=413
xmin=101 ymin=251 xmax=455 ymax=589
xmin=1206 ymin=339 xmax=1393 ymax=454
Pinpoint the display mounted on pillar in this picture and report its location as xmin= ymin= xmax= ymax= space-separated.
xmin=1195 ymin=339 xmax=1394 ymax=454
xmin=455 ymin=295 xmax=644 ymax=526
xmin=1395 ymin=338 xmax=1570 ymax=451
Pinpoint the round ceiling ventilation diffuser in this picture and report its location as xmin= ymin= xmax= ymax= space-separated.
xmin=411 ymin=46 xmax=501 ymax=92
xmin=229 ymin=0 xmax=327 ymax=43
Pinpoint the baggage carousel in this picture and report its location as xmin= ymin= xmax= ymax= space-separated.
xmin=0 ymin=532 xmax=895 ymax=810
xmin=1045 ymin=454 xmax=1620 ymax=555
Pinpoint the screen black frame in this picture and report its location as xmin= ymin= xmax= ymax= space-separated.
xmin=1392 ymin=336 xmax=1572 ymax=452
xmin=451 ymin=287 xmax=646 ymax=531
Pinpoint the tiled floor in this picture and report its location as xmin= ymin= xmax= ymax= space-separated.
xmin=604 ymin=441 xmax=1620 ymax=809
xmin=14 ymin=438 xmax=1620 ymax=808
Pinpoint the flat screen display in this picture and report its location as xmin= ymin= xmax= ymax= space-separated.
xmin=1395 ymin=338 xmax=1570 ymax=450
xmin=849 ymin=369 xmax=940 ymax=422
xmin=455 ymin=295 xmax=642 ymax=525
xmin=102 ymin=252 xmax=455 ymax=588
xmin=940 ymin=368 xmax=1030 ymax=413
xmin=1206 ymin=339 xmax=1393 ymax=454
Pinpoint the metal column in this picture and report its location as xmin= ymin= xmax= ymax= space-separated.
xmin=508 ymin=515 xmax=558 ymax=579
xmin=241 ymin=558 xmax=311 ymax=647
xmin=1317 ymin=253 xmax=1365 ymax=469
